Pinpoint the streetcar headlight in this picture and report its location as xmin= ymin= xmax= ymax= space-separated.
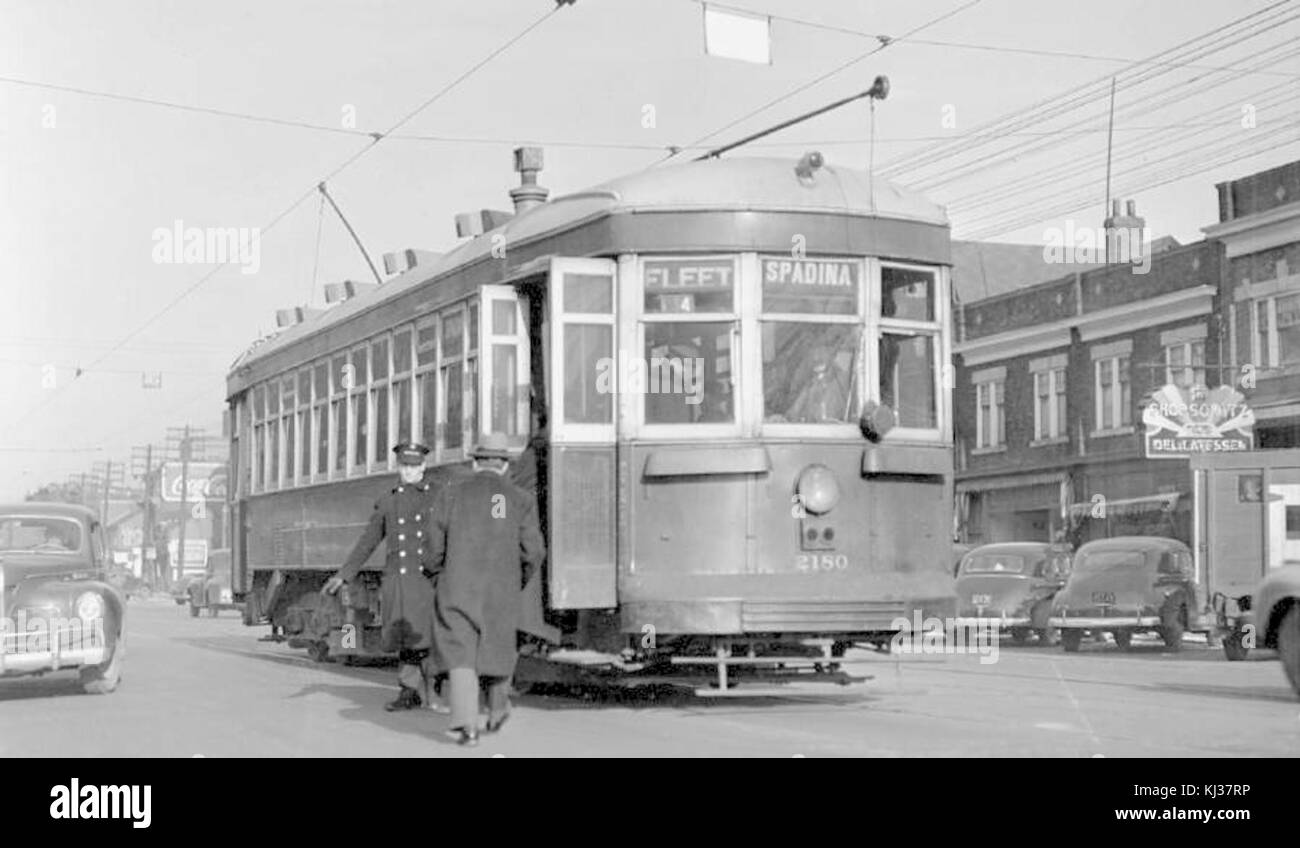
xmin=797 ymin=464 xmax=840 ymax=515
xmin=75 ymin=592 xmax=104 ymax=622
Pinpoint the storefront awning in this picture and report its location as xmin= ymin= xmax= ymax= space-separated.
xmin=1067 ymin=492 xmax=1181 ymax=520
xmin=956 ymin=471 xmax=1067 ymax=494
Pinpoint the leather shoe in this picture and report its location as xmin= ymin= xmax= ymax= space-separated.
xmin=384 ymin=687 xmax=422 ymax=712
xmin=485 ymin=713 xmax=510 ymax=734
xmin=445 ymin=726 xmax=479 ymax=747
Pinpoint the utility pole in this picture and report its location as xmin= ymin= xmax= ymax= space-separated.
xmin=101 ymin=459 xmax=112 ymax=526
xmin=176 ymin=425 xmax=191 ymax=587
xmin=1103 ymin=76 xmax=1117 ymax=265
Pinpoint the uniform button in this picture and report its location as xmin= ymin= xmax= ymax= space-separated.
xmin=398 ymin=486 xmax=405 ymax=493
xmin=398 ymin=534 xmax=406 ymax=541
xmin=400 ymin=568 xmax=406 ymax=575
xmin=398 ymin=518 xmax=405 ymax=525
xmin=416 ymin=531 xmax=423 ymax=538
xmin=417 ymin=549 xmax=424 ymax=555
xmin=415 ymin=514 xmax=422 ymax=520
xmin=399 ymin=551 xmax=407 ymax=558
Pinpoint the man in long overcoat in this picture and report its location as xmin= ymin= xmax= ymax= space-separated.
xmin=425 ymin=432 xmax=546 ymax=746
xmin=324 ymin=442 xmax=441 ymax=711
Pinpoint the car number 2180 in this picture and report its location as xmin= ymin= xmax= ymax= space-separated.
xmin=795 ymin=554 xmax=848 ymax=572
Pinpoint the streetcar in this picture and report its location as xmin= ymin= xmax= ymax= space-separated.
xmin=224 ymin=148 xmax=957 ymax=693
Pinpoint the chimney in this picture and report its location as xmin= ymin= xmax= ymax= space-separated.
xmin=509 ymin=146 xmax=548 ymax=213
xmin=1103 ymin=198 xmax=1146 ymax=265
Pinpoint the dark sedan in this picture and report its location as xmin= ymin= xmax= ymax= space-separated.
xmin=954 ymin=542 xmax=1071 ymax=644
xmin=1050 ymin=536 xmax=1205 ymax=653
xmin=0 ymin=503 xmax=125 ymax=694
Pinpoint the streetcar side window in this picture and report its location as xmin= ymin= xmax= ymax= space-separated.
xmin=394 ymin=326 xmax=414 ymax=445
xmin=415 ymin=317 xmax=438 ymax=455
xmin=281 ymin=374 xmax=296 ymax=487
xmin=371 ymin=335 xmax=390 ymax=467
xmin=351 ymin=346 xmax=369 ymax=471
xmin=252 ymin=384 xmax=265 ymax=492
xmin=313 ymin=361 xmax=328 ymax=478
xmin=442 ymin=310 xmax=464 ymax=450
xmin=467 ymin=303 xmax=479 ymax=445
xmin=332 ymin=354 xmax=349 ymax=473
xmin=560 ymin=272 xmax=614 ymax=426
xmin=879 ymin=264 xmax=941 ymax=431
xmin=298 ymin=369 xmax=311 ymax=485
xmin=266 ymin=380 xmax=281 ymax=491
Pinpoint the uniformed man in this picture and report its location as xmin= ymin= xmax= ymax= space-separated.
xmin=323 ymin=441 xmax=443 ymax=712
xmin=425 ymin=433 xmax=547 ymax=746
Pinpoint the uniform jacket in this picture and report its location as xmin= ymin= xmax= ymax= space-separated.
xmin=425 ymin=468 xmax=547 ymax=677
xmin=338 ymin=479 xmax=441 ymax=653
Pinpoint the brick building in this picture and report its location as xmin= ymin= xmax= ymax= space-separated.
xmin=1204 ymin=161 xmax=1300 ymax=447
xmin=953 ymin=218 xmax=1224 ymax=546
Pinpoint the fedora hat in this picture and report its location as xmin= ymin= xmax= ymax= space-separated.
xmin=470 ymin=432 xmax=511 ymax=460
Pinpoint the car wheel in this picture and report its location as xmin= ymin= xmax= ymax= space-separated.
xmin=80 ymin=630 xmax=124 ymax=695
xmin=1036 ymin=626 xmax=1059 ymax=647
xmin=1278 ymin=606 xmax=1300 ymax=697
xmin=1222 ymin=630 xmax=1249 ymax=661
xmin=1113 ymin=630 xmax=1133 ymax=650
xmin=1062 ymin=630 xmax=1083 ymax=653
xmin=1010 ymin=627 xmax=1032 ymax=645
xmin=1159 ymin=605 xmax=1185 ymax=651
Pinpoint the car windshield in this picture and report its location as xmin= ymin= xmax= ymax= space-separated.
xmin=963 ymin=553 xmax=1036 ymax=574
xmin=0 ymin=516 xmax=83 ymax=552
xmin=1075 ymin=550 xmax=1148 ymax=572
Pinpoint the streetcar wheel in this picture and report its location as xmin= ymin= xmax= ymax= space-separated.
xmin=1036 ymin=626 xmax=1059 ymax=647
xmin=1222 ymin=630 xmax=1249 ymax=662
xmin=1010 ymin=627 xmax=1032 ymax=645
xmin=1113 ymin=630 xmax=1133 ymax=651
xmin=1278 ymin=606 xmax=1300 ymax=697
xmin=307 ymin=641 xmax=330 ymax=663
xmin=1061 ymin=630 xmax=1083 ymax=653
xmin=1159 ymin=606 xmax=1185 ymax=651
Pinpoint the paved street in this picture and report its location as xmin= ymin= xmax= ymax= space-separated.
xmin=1 ymin=597 xmax=1297 ymax=757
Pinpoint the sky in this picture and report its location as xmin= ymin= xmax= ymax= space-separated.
xmin=1 ymin=0 xmax=1297 ymax=499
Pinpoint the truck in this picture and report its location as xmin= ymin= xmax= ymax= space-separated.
xmin=1190 ymin=449 xmax=1300 ymax=676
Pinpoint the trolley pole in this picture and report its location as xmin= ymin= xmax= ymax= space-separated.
xmin=101 ymin=459 xmax=112 ymax=526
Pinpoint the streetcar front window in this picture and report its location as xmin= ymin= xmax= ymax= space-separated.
xmin=880 ymin=333 xmax=937 ymax=429
xmin=763 ymin=323 xmax=859 ymax=424
xmin=643 ymin=322 xmax=733 ymax=424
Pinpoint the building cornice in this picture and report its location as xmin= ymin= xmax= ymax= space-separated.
xmin=1203 ymin=200 xmax=1300 ymax=258
xmin=955 ymin=284 xmax=1216 ymax=365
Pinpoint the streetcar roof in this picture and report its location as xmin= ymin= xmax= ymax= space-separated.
xmin=228 ymin=156 xmax=947 ymax=381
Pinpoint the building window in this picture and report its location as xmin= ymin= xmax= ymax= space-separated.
xmin=1251 ymin=293 xmax=1300 ymax=369
xmin=1033 ymin=368 xmax=1066 ymax=440
xmin=1164 ymin=340 xmax=1205 ymax=388
xmin=1095 ymin=356 xmax=1132 ymax=430
xmin=975 ymin=379 xmax=1004 ymax=448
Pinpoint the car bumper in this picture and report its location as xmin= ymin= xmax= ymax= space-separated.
xmin=1049 ymin=615 xmax=1160 ymax=629
xmin=0 ymin=631 xmax=108 ymax=674
xmin=953 ymin=616 xmax=1032 ymax=629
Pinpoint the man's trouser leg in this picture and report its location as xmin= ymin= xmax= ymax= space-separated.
xmin=447 ymin=667 xmax=479 ymax=729
xmin=397 ymin=649 xmax=429 ymax=701
xmin=484 ymin=675 xmax=511 ymax=724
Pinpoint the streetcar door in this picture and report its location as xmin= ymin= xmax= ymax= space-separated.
xmin=478 ymin=285 xmax=531 ymax=447
xmin=546 ymin=257 xmax=618 ymax=609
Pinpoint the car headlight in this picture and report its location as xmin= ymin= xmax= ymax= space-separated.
xmin=796 ymin=464 xmax=840 ymax=515
xmin=75 ymin=592 xmax=104 ymax=621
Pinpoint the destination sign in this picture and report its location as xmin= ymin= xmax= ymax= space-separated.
xmin=644 ymin=259 xmax=735 ymax=291
xmin=761 ymin=258 xmax=859 ymax=289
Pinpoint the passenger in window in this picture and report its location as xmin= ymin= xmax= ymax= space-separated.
xmin=697 ymin=377 xmax=733 ymax=422
xmin=785 ymin=346 xmax=850 ymax=423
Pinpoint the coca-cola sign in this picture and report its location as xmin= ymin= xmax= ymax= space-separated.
xmin=159 ymin=462 xmax=228 ymax=502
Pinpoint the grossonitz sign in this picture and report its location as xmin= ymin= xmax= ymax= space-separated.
xmin=1143 ymin=384 xmax=1255 ymax=459
xmin=160 ymin=462 xmax=228 ymax=502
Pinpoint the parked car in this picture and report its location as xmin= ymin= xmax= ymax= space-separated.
xmin=1050 ymin=536 xmax=1204 ymax=653
xmin=954 ymin=542 xmax=1072 ymax=644
xmin=0 ymin=503 xmax=125 ymax=694
xmin=185 ymin=549 xmax=239 ymax=617
xmin=1252 ymin=564 xmax=1300 ymax=697
xmin=951 ymin=543 xmax=973 ymax=579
